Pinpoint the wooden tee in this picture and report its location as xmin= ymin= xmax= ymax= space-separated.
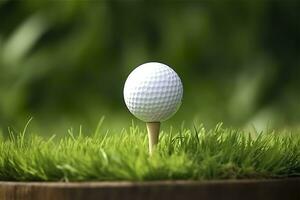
xmin=146 ymin=122 xmax=161 ymax=155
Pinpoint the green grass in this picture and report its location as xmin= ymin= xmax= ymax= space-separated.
xmin=0 ymin=120 xmax=299 ymax=182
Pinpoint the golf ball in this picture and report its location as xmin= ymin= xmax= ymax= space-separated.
xmin=123 ymin=62 xmax=183 ymax=122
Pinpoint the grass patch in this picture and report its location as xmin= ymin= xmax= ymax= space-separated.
xmin=0 ymin=121 xmax=299 ymax=182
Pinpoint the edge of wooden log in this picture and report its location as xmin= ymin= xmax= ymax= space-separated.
xmin=0 ymin=178 xmax=299 ymax=200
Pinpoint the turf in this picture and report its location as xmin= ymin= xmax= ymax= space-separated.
xmin=0 ymin=120 xmax=299 ymax=182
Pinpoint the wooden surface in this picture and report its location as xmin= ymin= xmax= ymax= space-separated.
xmin=0 ymin=178 xmax=299 ymax=200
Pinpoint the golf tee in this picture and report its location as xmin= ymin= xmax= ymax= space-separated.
xmin=146 ymin=122 xmax=161 ymax=155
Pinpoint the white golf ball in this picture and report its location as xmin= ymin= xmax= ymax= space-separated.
xmin=123 ymin=62 xmax=183 ymax=122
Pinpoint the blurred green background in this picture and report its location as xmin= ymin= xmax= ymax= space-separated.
xmin=0 ymin=0 xmax=300 ymax=134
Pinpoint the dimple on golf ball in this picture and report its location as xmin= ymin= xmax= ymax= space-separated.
xmin=123 ymin=62 xmax=183 ymax=122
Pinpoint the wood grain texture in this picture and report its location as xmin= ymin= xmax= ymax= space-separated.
xmin=0 ymin=178 xmax=299 ymax=200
